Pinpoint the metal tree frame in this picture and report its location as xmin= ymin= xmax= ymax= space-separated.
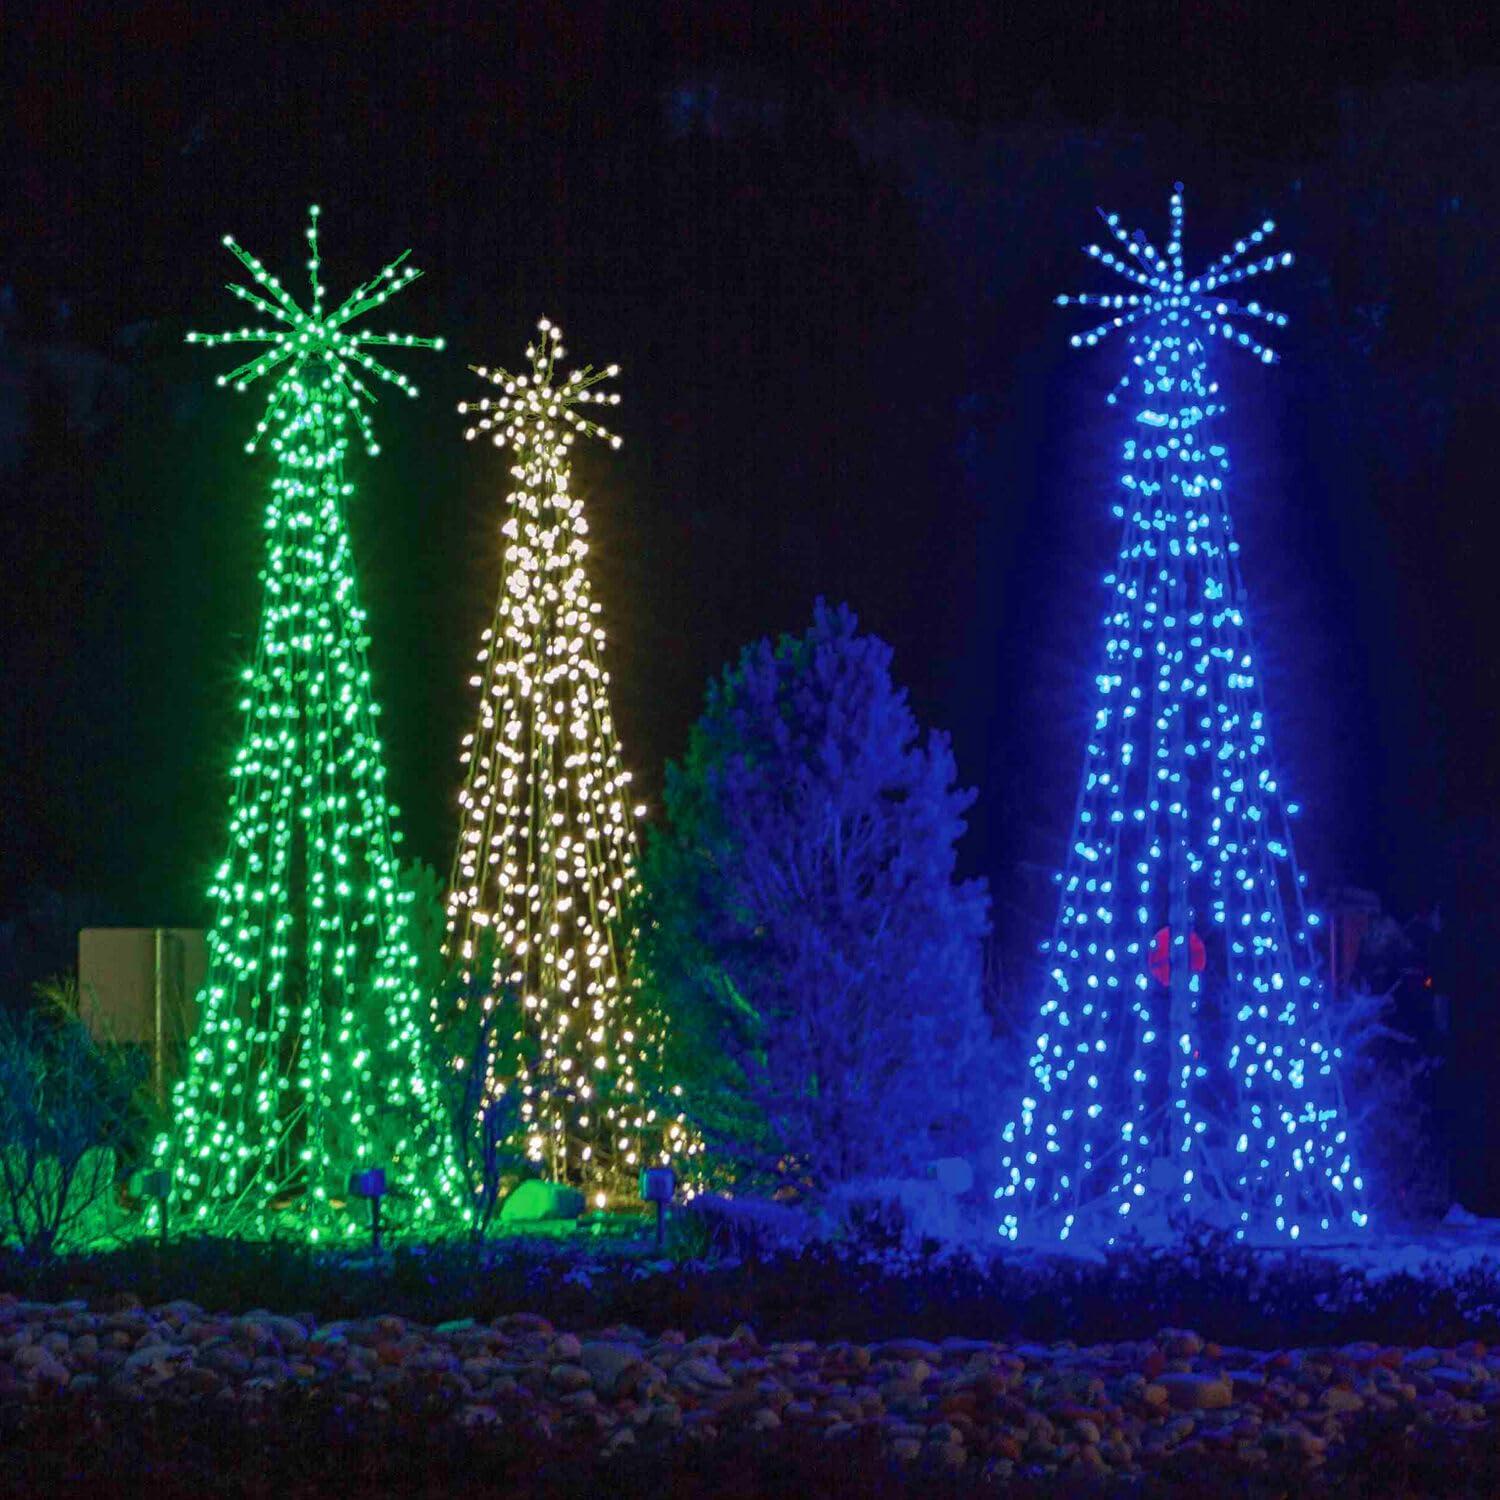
xmin=444 ymin=320 xmax=690 ymax=1200
xmin=998 ymin=187 xmax=1368 ymax=1245
xmin=160 ymin=208 xmax=465 ymax=1236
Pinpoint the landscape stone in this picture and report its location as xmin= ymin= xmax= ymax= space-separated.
xmin=0 ymin=1298 xmax=1492 ymax=1481
xmin=499 ymin=1180 xmax=586 ymax=1223
xmin=549 ymin=1362 xmax=591 ymax=1392
xmin=580 ymin=1340 xmax=643 ymax=1395
xmin=673 ymin=1356 xmax=733 ymax=1390
xmin=1158 ymin=1372 xmax=1232 ymax=1410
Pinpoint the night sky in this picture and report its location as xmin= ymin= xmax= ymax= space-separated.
xmin=4 ymin=7 xmax=1500 ymax=1192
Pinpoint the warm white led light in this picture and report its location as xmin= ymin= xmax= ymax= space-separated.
xmin=442 ymin=322 xmax=696 ymax=1192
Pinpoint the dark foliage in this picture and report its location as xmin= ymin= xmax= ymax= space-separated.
xmin=6 ymin=1228 xmax=1500 ymax=1353
xmin=0 ymin=991 xmax=143 ymax=1255
xmin=430 ymin=941 xmax=534 ymax=1239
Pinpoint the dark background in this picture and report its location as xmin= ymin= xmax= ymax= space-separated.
xmin=3 ymin=4 xmax=1499 ymax=1200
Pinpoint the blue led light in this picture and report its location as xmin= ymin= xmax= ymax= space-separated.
xmin=997 ymin=187 xmax=1368 ymax=1248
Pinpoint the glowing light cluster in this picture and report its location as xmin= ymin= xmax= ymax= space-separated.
xmin=159 ymin=209 xmax=465 ymax=1236
xmin=998 ymin=187 xmax=1368 ymax=1245
xmin=186 ymin=204 xmax=443 ymax=456
xmin=446 ymin=320 xmax=692 ymax=1199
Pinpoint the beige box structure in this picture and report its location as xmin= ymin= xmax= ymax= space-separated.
xmin=78 ymin=928 xmax=206 ymax=1103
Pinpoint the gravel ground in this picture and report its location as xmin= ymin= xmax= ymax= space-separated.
xmin=2 ymin=1291 xmax=1496 ymax=1481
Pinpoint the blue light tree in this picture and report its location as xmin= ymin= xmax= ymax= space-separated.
xmin=997 ymin=186 xmax=1369 ymax=1245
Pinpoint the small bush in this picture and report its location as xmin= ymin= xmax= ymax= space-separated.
xmin=0 ymin=994 xmax=142 ymax=1256
xmin=430 ymin=936 xmax=538 ymax=1238
xmin=7 ymin=1221 xmax=1500 ymax=1354
xmin=822 ymin=1176 xmax=970 ymax=1254
xmin=675 ymin=1194 xmax=817 ymax=1259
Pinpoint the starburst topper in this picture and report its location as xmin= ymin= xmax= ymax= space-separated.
xmin=459 ymin=318 xmax=621 ymax=461
xmin=187 ymin=205 xmax=444 ymax=455
xmin=1056 ymin=183 xmax=1294 ymax=402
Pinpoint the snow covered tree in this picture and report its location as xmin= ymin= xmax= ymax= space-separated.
xmin=997 ymin=187 xmax=1368 ymax=1244
xmin=641 ymin=600 xmax=993 ymax=1189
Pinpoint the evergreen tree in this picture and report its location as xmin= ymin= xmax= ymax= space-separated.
xmin=642 ymin=600 xmax=993 ymax=1189
xmin=160 ymin=210 xmax=464 ymax=1236
xmin=998 ymin=187 xmax=1368 ymax=1244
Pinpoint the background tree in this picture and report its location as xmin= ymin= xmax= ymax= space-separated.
xmin=641 ymin=600 xmax=993 ymax=1191
xmin=1332 ymin=910 xmax=1450 ymax=1221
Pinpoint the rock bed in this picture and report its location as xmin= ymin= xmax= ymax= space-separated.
xmin=2 ymin=1292 xmax=1496 ymax=1478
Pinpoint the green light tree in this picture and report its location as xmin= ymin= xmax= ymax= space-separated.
xmin=158 ymin=208 xmax=466 ymax=1237
xmin=443 ymin=320 xmax=692 ymax=1203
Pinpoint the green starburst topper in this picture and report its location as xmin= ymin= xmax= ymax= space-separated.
xmin=187 ymin=204 xmax=444 ymax=456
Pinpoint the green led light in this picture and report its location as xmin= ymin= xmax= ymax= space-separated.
xmin=156 ymin=209 xmax=465 ymax=1238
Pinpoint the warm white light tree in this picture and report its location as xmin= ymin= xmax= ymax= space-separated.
xmin=443 ymin=320 xmax=688 ymax=1199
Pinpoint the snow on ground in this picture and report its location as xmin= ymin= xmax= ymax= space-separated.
xmin=978 ymin=1206 xmax=1500 ymax=1281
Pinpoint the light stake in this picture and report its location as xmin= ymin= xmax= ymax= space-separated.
xmin=639 ymin=1164 xmax=676 ymax=1251
xmin=349 ymin=1166 xmax=388 ymax=1252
